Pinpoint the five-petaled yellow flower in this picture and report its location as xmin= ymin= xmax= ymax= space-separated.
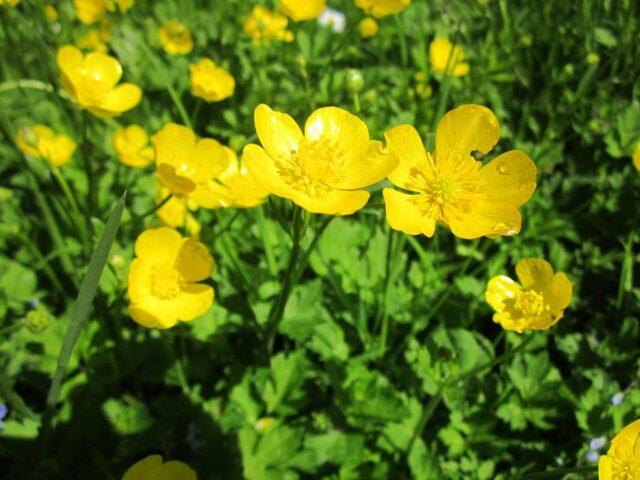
xmin=280 ymin=0 xmax=325 ymax=21
xmin=128 ymin=227 xmax=214 ymax=329
xmin=355 ymin=0 xmax=410 ymax=18
xmin=44 ymin=4 xmax=58 ymax=21
xmin=16 ymin=125 xmax=76 ymax=167
xmin=599 ymin=419 xmax=640 ymax=480
xmin=244 ymin=104 xmax=398 ymax=215
xmin=156 ymin=188 xmax=201 ymax=236
xmin=633 ymin=144 xmax=640 ymax=171
xmin=485 ymin=258 xmax=572 ymax=333
xmin=243 ymin=6 xmax=294 ymax=45
xmin=190 ymin=58 xmax=235 ymax=103
xmin=152 ymin=123 xmax=229 ymax=206
xmin=359 ymin=18 xmax=379 ymax=38
xmin=73 ymin=0 xmax=106 ymax=24
xmin=383 ymin=105 xmax=537 ymax=238
xmin=122 ymin=455 xmax=196 ymax=480
xmin=158 ymin=20 xmax=193 ymax=55
xmin=430 ymin=38 xmax=470 ymax=77
xmin=113 ymin=124 xmax=154 ymax=168
xmin=57 ymin=45 xmax=142 ymax=118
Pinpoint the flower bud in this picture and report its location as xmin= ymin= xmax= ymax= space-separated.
xmin=24 ymin=309 xmax=50 ymax=334
xmin=110 ymin=253 xmax=126 ymax=270
xmin=344 ymin=69 xmax=364 ymax=93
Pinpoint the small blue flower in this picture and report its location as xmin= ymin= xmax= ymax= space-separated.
xmin=0 ymin=404 xmax=7 ymax=431
xmin=589 ymin=436 xmax=607 ymax=451
xmin=585 ymin=450 xmax=600 ymax=463
xmin=610 ymin=392 xmax=624 ymax=406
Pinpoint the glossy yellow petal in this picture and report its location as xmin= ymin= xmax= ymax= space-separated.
xmin=515 ymin=258 xmax=554 ymax=288
xmin=156 ymin=163 xmax=197 ymax=195
xmin=448 ymin=203 xmax=521 ymax=239
xmin=492 ymin=311 xmax=525 ymax=333
xmin=85 ymin=51 xmax=123 ymax=91
xmin=598 ymin=455 xmax=613 ymax=480
xmin=485 ymin=275 xmax=520 ymax=313
xmin=543 ymin=272 xmax=572 ymax=313
xmin=191 ymin=138 xmax=228 ymax=182
xmin=125 ymin=124 xmax=148 ymax=148
xmin=385 ymin=124 xmax=433 ymax=190
xmin=332 ymin=140 xmax=398 ymax=189
xmin=57 ymin=45 xmax=84 ymax=94
xmin=633 ymin=144 xmax=640 ymax=171
xmin=93 ymin=83 xmax=141 ymax=116
xmin=294 ymin=188 xmax=370 ymax=215
xmin=122 ymin=455 xmax=163 ymax=480
xmin=127 ymin=258 xmax=151 ymax=305
xmin=152 ymin=123 xmax=196 ymax=167
xmin=134 ymin=227 xmax=183 ymax=263
xmin=174 ymin=238 xmax=214 ymax=282
xmin=129 ymin=302 xmax=178 ymax=329
xmin=243 ymin=144 xmax=291 ymax=198
xmin=280 ymin=0 xmax=325 ymax=21
xmin=479 ymin=150 xmax=537 ymax=207
xmin=355 ymin=0 xmax=411 ymax=18
xmin=155 ymin=460 xmax=198 ymax=480
xmin=47 ymin=135 xmax=77 ymax=166
xmin=435 ymin=104 xmax=500 ymax=162
xmin=383 ymin=188 xmax=436 ymax=236
xmin=188 ymin=182 xmax=232 ymax=209
xmin=254 ymin=104 xmax=303 ymax=162
xmin=452 ymin=62 xmax=470 ymax=77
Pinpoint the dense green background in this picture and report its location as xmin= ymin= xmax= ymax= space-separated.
xmin=0 ymin=0 xmax=639 ymax=478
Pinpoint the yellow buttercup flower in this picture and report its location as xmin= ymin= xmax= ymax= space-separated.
xmin=430 ymin=38 xmax=469 ymax=77
xmin=358 ymin=18 xmax=379 ymax=38
xmin=113 ymin=125 xmax=154 ymax=168
xmin=128 ymin=228 xmax=214 ymax=329
xmin=0 ymin=0 xmax=20 ymax=7
xmin=280 ymin=0 xmax=325 ymax=21
xmin=76 ymin=21 xmax=112 ymax=52
xmin=44 ymin=4 xmax=59 ymax=21
xmin=485 ymin=258 xmax=572 ymax=333
xmin=156 ymin=188 xmax=201 ymax=236
xmin=243 ymin=6 xmax=294 ymax=45
xmin=244 ymin=104 xmax=398 ymax=215
xmin=355 ymin=0 xmax=410 ymax=18
xmin=73 ymin=0 xmax=106 ymax=24
xmin=57 ymin=45 xmax=142 ymax=118
xmin=599 ymin=419 xmax=640 ymax=480
xmin=152 ymin=123 xmax=229 ymax=204
xmin=158 ymin=20 xmax=193 ymax=55
xmin=106 ymin=0 xmax=133 ymax=13
xmin=16 ymin=125 xmax=76 ymax=167
xmin=383 ymin=105 xmax=537 ymax=238
xmin=122 ymin=455 xmax=196 ymax=480
xmin=633 ymin=144 xmax=640 ymax=171
xmin=189 ymin=58 xmax=235 ymax=103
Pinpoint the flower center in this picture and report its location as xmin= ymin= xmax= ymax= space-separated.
xmin=514 ymin=289 xmax=547 ymax=317
xmin=277 ymin=138 xmax=340 ymax=197
xmin=150 ymin=263 xmax=183 ymax=300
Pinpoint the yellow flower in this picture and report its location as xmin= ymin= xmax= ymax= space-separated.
xmin=485 ymin=258 xmax=572 ymax=333
xmin=128 ymin=228 xmax=214 ymax=329
xmin=122 ymin=455 xmax=196 ymax=480
xmin=383 ymin=105 xmax=537 ymax=238
xmin=156 ymin=188 xmax=201 ymax=236
xmin=113 ymin=124 xmax=154 ymax=168
xmin=0 ymin=0 xmax=20 ymax=7
xmin=280 ymin=0 xmax=325 ymax=21
xmin=243 ymin=6 xmax=294 ymax=45
xmin=358 ymin=17 xmax=379 ymax=38
xmin=76 ymin=21 xmax=112 ymax=52
xmin=152 ymin=123 xmax=229 ymax=204
xmin=355 ymin=0 xmax=410 ymax=18
xmin=599 ymin=419 xmax=640 ymax=480
xmin=430 ymin=38 xmax=469 ymax=77
xmin=16 ymin=125 xmax=76 ymax=167
xmin=57 ymin=45 xmax=142 ymax=118
xmin=633 ymin=144 xmax=640 ymax=171
xmin=106 ymin=0 xmax=133 ymax=12
xmin=158 ymin=20 xmax=193 ymax=55
xmin=243 ymin=104 xmax=398 ymax=215
xmin=189 ymin=58 xmax=235 ymax=103
xmin=73 ymin=0 xmax=106 ymax=24
xmin=44 ymin=4 xmax=58 ymax=21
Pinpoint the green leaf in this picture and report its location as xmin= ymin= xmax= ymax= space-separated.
xmin=101 ymin=396 xmax=154 ymax=435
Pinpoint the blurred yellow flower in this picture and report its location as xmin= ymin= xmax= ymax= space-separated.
xmin=355 ymin=0 xmax=410 ymax=18
xmin=73 ymin=0 xmax=106 ymax=24
xmin=280 ymin=0 xmax=325 ymax=21
xmin=430 ymin=38 xmax=469 ymax=77
xmin=358 ymin=17 xmax=379 ymax=38
xmin=189 ymin=58 xmax=235 ymax=103
xmin=57 ymin=45 xmax=142 ymax=118
xmin=44 ymin=4 xmax=58 ymax=21
xmin=244 ymin=6 xmax=294 ymax=45
xmin=0 ymin=0 xmax=20 ymax=6
xmin=113 ymin=124 xmax=154 ymax=168
xmin=485 ymin=258 xmax=572 ymax=333
xmin=152 ymin=123 xmax=229 ymax=202
xmin=76 ymin=20 xmax=112 ymax=52
xmin=244 ymin=104 xmax=397 ymax=215
xmin=158 ymin=20 xmax=193 ymax=55
xmin=633 ymin=144 xmax=640 ymax=171
xmin=128 ymin=228 xmax=214 ymax=329
xmin=16 ymin=125 xmax=76 ymax=167
xmin=383 ymin=105 xmax=537 ymax=238
xmin=122 ymin=455 xmax=196 ymax=480
xmin=156 ymin=188 xmax=201 ymax=236
xmin=599 ymin=419 xmax=640 ymax=480
xmin=106 ymin=0 xmax=133 ymax=12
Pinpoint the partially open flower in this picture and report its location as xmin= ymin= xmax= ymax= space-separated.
xmin=16 ymin=125 xmax=76 ymax=167
xmin=113 ymin=124 xmax=154 ymax=168
xmin=430 ymin=38 xmax=469 ymax=77
xmin=189 ymin=58 xmax=235 ymax=103
xmin=158 ymin=20 xmax=193 ymax=55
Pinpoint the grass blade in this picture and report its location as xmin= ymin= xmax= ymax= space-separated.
xmin=46 ymin=193 xmax=126 ymax=407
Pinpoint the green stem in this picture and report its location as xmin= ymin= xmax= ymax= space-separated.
xmin=51 ymin=167 xmax=89 ymax=256
xmin=393 ymin=14 xmax=409 ymax=68
xmin=191 ymin=99 xmax=203 ymax=128
xmin=81 ymin=111 xmax=96 ymax=233
xmin=353 ymin=92 xmax=361 ymax=114
xmin=123 ymin=193 xmax=173 ymax=226
xmin=293 ymin=215 xmax=334 ymax=283
xmin=0 ymin=79 xmax=53 ymax=93
xmin=515 ymin=466 xmax=597 ymax=480
xmin=378 ymin=229 xmax=396 ymax=355
xmin=266 ymin=206 xmax=306 ymax=350
xmin=167 ymin=84 xmax=192 ymax=128
xmin=406 ymin=385 xmax=444 ymax=454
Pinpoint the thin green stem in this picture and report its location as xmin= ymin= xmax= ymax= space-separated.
xmin=51 ymin=167 xmax=89 ymax=256
xmin=378 ymin=229 xmax=396 ymax=355
xmin=394 ymin=14 xmax=409 ymax=68
xmin=123 ymin=193 xmax=173 ymax=226
xmin=191 ymin=99 xmax=203 ymax=129
xmin=406 ymin=385 xmax=444 ymax=454
xmin=167 ymin=84 xmax=192 ymax=128
xmin=352 ymin=92 xmax=361 ymax=113
xmin=514 ymin=466 xmax=597 ymax=480
xmin=0 ymin=79 xmax=53 ymax=93
xmin=81 ymin=111 xmax=96 ymax=233
xmin=293 ymin=215 xmax=334 ymax=283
